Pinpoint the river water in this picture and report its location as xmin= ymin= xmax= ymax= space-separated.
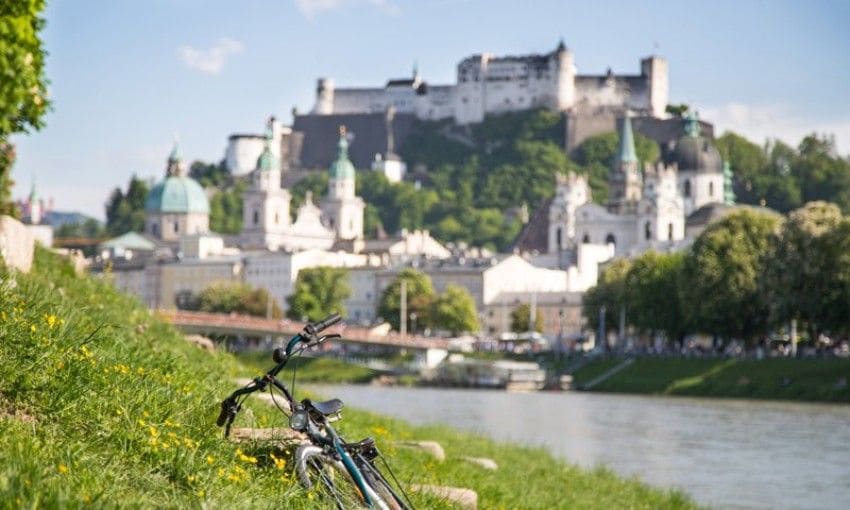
xmin=312 ymin=385 xmax=850 ymax=510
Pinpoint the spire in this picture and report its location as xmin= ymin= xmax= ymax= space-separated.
xmin=329 ymin=125 xmax=356 ymax=181
xmin=556 ymin=38 xmax=566 ymax=52
xmin=412 ymin=60 xmax=420 ymax=83
xmin=256 ymin=132 xmax=277 ymax=172
xmin=723 ymin=160 xmax=736 ymax=205
xmin=28 ymin=178 xmax=36 ymax=203
xmin=617 ymin=115 xmax=638 ymax=165
xmin=684 ymin=111 xmax=700 ymax=138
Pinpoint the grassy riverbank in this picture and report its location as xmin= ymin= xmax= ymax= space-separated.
xmin=0 ymin=249 xmax=695 ymax=508
xmin=572 ymin=356 xmax=850 ymax=403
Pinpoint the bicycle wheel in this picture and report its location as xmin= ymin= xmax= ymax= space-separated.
xmin=359 ymin=461 xmax=408 ymax=510
xmin=294 ymin=444 xmax=367 ymax=509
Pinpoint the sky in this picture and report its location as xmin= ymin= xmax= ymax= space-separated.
xmin=11 ymin=0 xmax=850 ymax=220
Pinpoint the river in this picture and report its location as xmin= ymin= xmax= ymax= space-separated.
xmin=312 ymin=385 xmax=850 ymax=510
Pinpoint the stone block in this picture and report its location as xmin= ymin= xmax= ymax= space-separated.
xmin=0 ymin=216 xmax=34 ymax=273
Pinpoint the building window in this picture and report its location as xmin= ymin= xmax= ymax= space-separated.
xmin=556 ymin=227 xmax=562 ymax=248
xmin=275 ymin=212 xmax=279 ymax=224
xmin=582 ymin=233 xmax=590 ymax=243
xmin=253 ymin=210 xmax=259 ymax=225
xmin=605 ymin=233 xmax=616 ymax=246
xmin=174 ymin=221 xmax=179 ymax=234
xmin=645 ymin=221 xmax=652 ymax=240
xmin=684 ymin=179 xmax=691 ymax=198
xmin=668 ymin=222 xmax=674 ymax=240
xmin=709 ymin=181 xmax=715 ymax=197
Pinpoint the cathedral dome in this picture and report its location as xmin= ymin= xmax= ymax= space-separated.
xmin=329 ymin=127 xmax=356 ymax=179
xmin=256 ymin=137 xmax=277 ymax=171
xmin=672 ymin=114 xmax=722 ymax=174
xmin=145 ymin=176 xmax=209 ymax=214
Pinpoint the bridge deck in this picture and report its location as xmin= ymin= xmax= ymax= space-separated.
xmin=157 ymin=310 xmax=448 ymax=351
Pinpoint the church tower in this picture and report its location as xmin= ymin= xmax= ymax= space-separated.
xmin=322 ymin=126 xmax=364 ymax=240
xmin=548 ymin=172 xmax=590 ymax=252
xmin=637 ymin=162 xmax=684 ymax=246
xmin=241 ymin=133 xmax=291 ymax=250
xmin=608 ymin=115 xmax=642 ymax=213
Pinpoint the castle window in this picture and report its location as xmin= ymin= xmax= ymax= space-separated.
xmin=582 ymin=233 xmax=590 ymax=244
xmin=253 ymin=210 xmax=259 ymax=225
xmin=709 ymin=181 xmax=715 ymax=197
xmin=605 ymin=234 xmax=616 ymax=246
xmin=556 ymin=227 xmax=562 ymax=248
xmin=684 ymin=179 xmax=691 ymax=198
xmin=668 ymin=222 xmax=674 ymax=240
xmin=645 ymin=221 xmax=652 ymax=240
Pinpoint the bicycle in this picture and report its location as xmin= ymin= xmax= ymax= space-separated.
xmin=217 ymin=313 xmax=414 ymax=510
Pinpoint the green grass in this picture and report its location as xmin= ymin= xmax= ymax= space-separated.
xmin=573 ymin=356 xmax=850 ymax=402
xmin=0 ymin=247 xmax=696 ymax=508
xmin=235 ymin=352 xmax=378 ymax=384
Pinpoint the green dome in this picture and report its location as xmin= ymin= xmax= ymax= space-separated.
xmin=144 ymin=176 xmax=209 ymax=214
xmin=329 ymin=132 xmax=356 ymax=179
xmin=256 ymin=137 xmax=277 ymax=171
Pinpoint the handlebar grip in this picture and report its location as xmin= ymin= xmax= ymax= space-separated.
xmin=307 ymin=313 xmax=342 ymax=335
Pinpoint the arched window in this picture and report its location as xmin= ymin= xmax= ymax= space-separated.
xmin=173 ymin=221 xmax=179 ymax=234
xmin=709 ymin=181 xmax=715 ymax=197
xmin=274 ymin=212 xmax=279 ymax=224
xmin=645 ymin=221 xmax=652 ymax=240
xmin=253 ymin=210 xmax=259 ymax=225
xmin=582 ymin=233 xmax=590 ymax=244
xmin=151 ymin=222 xmax=159 ymax=236
xmin=684 ymin=179 xmax=692 ymax=198
xmin=605 ymin=233 xmax=616 ymax=246
xmin=556 ymin=227 xmax=563 ymax=248
xmin=668 ymin=222 xmax=674 ymax=240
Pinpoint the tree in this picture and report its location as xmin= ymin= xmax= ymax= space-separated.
xmin=430 ymin=284 xmax=479 ymax=334
xmin=105 ymin=175 xmax=149 ymax=236
xmin=378 ymin=269 xmax=436 ymax=332
xmin=794 ymin=134 xmax=850 ymax=211
xmin=189 ymin=160 xmax=229 ymax=188
xmin=209 ymin=182 xmax=244 ymax=234
xmin=0 ymin=0 xmax=51 ymax=215
xmin=195 ymin=282 xmax=282 ymax=319
xmin=582 ymin=258 xmax=632 ymax=335
xmin=665 ymin=104 xmax=690 ymax=118
xmin=762 ymin=201 xmax=844 ymax=343
xmin=510 ymin=303 xmax=543 ymax=333
xmin=286 ymin=267 xmax=352 ymax=322
xmin=624 ymin=251 xmax=688 ymax=346
xmin=681 ymin=209 xmax=781 ymax=344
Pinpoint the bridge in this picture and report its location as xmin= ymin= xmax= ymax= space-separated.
xmin=157 ymin=310 xmax=450 ymax=351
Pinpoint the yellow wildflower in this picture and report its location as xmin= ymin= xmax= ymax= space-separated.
xmin=206 ymin=455 xmax=215 ymax=465
xmin=30 ymin=324 xmax=37 ymax=333
xmin=57 ymin=464 xmax=69 ymax=475
xmin=236 ymin=449 xmax=258 ymax=464
xmin=44 ymin=314 xmax=57 ymax=328
xmin=270 ymin=452 xmax=286 ymax=470
xmin=148 ymin=426 xmax=159 ymax=437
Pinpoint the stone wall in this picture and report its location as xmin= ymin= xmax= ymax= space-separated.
xmin=0 ymin=215 xmax=35 ymax=273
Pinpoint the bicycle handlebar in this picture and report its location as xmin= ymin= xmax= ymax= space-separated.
xmin=305 ymin=313 xmax=342 ymax=337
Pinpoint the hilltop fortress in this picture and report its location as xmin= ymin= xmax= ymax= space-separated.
xmin=226 ymin=41 xmax=682 ymax=175
xmin=312 ymin=40 xmax=668 ymax=124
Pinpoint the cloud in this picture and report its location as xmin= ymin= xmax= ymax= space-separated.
xmin=294 ymin=0 xmax=400 ymax=19
xmin=700 ymin=102 xmax=850 ymax=156
xmin=178 ymin=38 xmax=244 ymax=75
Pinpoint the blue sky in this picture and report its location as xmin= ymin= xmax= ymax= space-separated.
xmin=11 ymin=0 xmax=850 ymax=219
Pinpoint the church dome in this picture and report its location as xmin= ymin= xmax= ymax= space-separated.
xmin=256 ymin=136 xmax=277 ymax=171
xmin=329 ymin=127 xmax=356 ymax=179
xmin=672 ymin=114 xmax=722 ymax=174
xmin=145 ymin=176 xmax=209 ymax=214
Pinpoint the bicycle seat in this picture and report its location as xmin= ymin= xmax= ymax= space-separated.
xmin=304 ymin=398 xmax=343 ymax=416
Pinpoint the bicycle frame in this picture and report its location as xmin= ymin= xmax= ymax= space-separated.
xmin=219 ymin=330 xmax=387 ymax=508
